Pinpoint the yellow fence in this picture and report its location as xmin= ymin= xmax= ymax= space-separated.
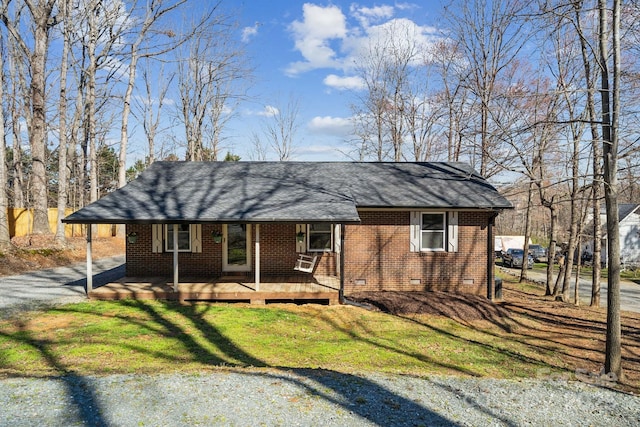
xmin=7 ymin=208 xmax=116 ymax=238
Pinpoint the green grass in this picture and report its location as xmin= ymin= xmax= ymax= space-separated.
xmin=0 ymin=299 xmax=560 ymax=380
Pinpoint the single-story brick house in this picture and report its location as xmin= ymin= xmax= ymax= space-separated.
xmin=63 ymin=161 xmax=512 ymax=302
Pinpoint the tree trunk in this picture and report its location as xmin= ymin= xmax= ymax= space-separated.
xmin=0 ymin=33 xmax=12 ymax=250
xmin=520 ymin=181 xmax=533 ymax=282
xmin=29 ymin=3 xmax=55 ymax=235
xmin=574 ymin=0 xmax=603 ymax=308
xmin=545 ymin=198 xmax=558 ymax=296
xmin=600 ymin=0 xmax=622 ymax=380
xmin=87 ymin=2 xmax=98 ymax=204
xmin=55 ymin=0 xmax=70 ymax=244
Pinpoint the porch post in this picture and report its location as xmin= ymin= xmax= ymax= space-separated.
xmin=339 ymin=223 xmax=345 ymax=303
xmin=255 ymin=224 xmax=260 ymax=291
xmin=173 ymin=224 xmax=179 ymax=292
xmin=86 ymin=225 xmax=93 ymax=295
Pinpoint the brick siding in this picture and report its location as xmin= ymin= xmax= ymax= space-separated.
xmin=125 ymin=223 xmax=336 ymax=278
xmin=126 ymin=210 xmax=491 ymax=295
xmin=342 ymin=211 xmax=491 ymax=295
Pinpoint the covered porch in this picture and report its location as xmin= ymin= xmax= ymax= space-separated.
xmin=89 ymin=273 xmax=341 ymax=305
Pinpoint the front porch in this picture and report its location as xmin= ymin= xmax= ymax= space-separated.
xmin=89 ymin=274 xmax=341 ymax=305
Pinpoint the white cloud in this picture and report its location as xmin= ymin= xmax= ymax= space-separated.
xmin=286 ymin=3 xmax=440 ymax=76
xmin=342 ymin=18 xmax=438 ymax=70
xmin=286 ymin=3 xmax=347 ymax=75
xmin=242 ymin=23 xmax=260 ymax=43
xmin=308 ymin=116 xmax=353 ymax=136
xmin=323 ymin=74 xmax=365 ymax=90
xmin=257 ymin=105 xmax=279 ymax=117
xmin=350 ymin=4 xmax=394 ymax=28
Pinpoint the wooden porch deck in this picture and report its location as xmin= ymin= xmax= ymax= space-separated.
xmin=89 ymin=274 xmax=341 ymax=305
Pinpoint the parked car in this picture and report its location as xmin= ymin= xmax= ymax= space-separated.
xmin=528 ymin=244 xmax=548 ymax=263
xmin=503 ymin=248 xmax=534 ymax=269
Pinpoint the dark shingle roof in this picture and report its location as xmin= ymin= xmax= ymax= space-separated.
xmin=618 ymin=204 xmax=640 ymax=222
xmin=63 ymin=161 xmax=512 ymax=224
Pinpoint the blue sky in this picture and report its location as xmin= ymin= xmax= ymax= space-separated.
xmin=211 ymin=1 xmax=445 ymax=161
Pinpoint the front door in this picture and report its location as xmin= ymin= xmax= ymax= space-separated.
xmin=222 ymin=224 xmax=251 ymax=272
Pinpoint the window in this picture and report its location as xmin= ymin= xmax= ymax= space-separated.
xmin=308 ymin=223 xmax=333 ymax=252
xmin=421 ymin=213 xmax=446 ymax=251
xmin=165 ymin=224 xmax=191 ymax=252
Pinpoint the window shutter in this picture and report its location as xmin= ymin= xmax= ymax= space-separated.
xmin=333 ymin=224 xmax=341 ymax=253
xmin=296 ymin=224 xmax=306 ymax=253
xmin=151 ymin=224 xmax=163 ymax=253
xmin=447 ymin=211 xmax=459 ymax=252
xmin=410 ymin=212 xmax=420 ymax=252
xmin=191 ymin=224 xmax=202 ymax=253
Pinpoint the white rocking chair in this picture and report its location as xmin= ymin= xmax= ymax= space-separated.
xmin=294 ymin=254 xmax=318 ymax=273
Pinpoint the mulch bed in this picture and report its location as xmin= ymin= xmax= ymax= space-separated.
xmin=347 ymin=290 xmax=511 ymax=321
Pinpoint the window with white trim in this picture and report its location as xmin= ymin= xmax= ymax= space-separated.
xmin=164 ymin=224 xmax=191 ymax=252
xmin=308 ymin=223 xmax=333 ymax=252
xmin=421 ymin=213 xmax=446 ymax=251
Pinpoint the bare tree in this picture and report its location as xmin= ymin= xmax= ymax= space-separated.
xmin=252 ymin=96 xmax=301 ymax=161
xmin=429 ymin=39 xmax=474 ymax=163
xmin=117 ymin=0 xmax=210 ymax=187
xmin=600 ymin=0 xmax=622 ymax=381
xmin=445 ymin=0 xmax=530 ymax=177
xmin=0 ymin=0 xmax=57 ymax=234
xmin=6 ymin=22 xmax=27 ymax=209
xmin=176 ymin=16 xmax=250 ymax=162
xmin=0 ymin=32 xmax=11 ymax=250
xmin=249 ymin=131 xmax=268 ymax=161
xmin=54 ymin=0 xmax=70 ymax=243
xmin=351 ymin=19 xmax=425 ymax=161
xmin=571 ymin=0 xmax=604 ymax=307
xmin=134 ymin=64 xmax=174 ymax=165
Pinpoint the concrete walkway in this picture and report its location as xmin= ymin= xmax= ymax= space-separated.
xmin=501 ymin=265 xmax=640 ymax=313
xmin=0 ymin=256 xmax=125 ymax=318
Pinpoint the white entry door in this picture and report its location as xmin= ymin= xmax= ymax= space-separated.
xmin=222 ymin=224 xmax=251 ymax=272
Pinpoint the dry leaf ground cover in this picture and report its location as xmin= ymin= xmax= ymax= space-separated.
xmin=0 ymin=235 xmax=124 ymax=276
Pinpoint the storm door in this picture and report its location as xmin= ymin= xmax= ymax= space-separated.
xmin=222 ymin=224 xmax=252 ymax=272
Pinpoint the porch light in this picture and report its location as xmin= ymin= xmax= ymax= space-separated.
xmin=212 ymin=231 xmax=222 ymax=244
xmin=296 ymin=230 xmax=306 ymax=242
xmin=127 ymin=232 xmax=138 ymax=244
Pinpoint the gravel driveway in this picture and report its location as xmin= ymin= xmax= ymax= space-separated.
xmin=1 ymin=259 xmax=639 ymax=426
xmin=0 ymin=256 xmax=125 ymax=319
xmin=0 ymin=370 xmax=638 ymax=426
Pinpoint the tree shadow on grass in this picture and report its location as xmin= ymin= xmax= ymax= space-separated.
xmin=1 ymin=298 xmax=530 ymax=426
xmin=0 ymin=322 xmax=109 ymax=426
xmin=127 ymin=301 xmax=469 ymax=425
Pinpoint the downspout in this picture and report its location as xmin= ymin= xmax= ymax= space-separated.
xmin=487 ymin=211 xmax=500 ymax=300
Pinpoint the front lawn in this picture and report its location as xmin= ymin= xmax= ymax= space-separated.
xmin=1 ymin=279 xmax=638 ymax=393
